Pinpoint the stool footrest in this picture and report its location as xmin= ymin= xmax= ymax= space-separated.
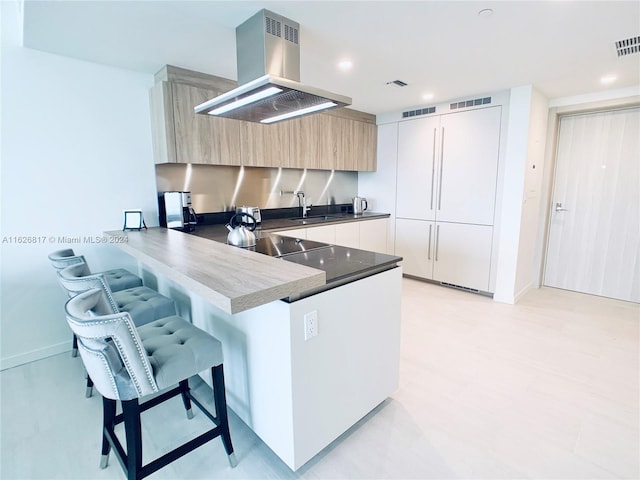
xmin=104 ymin=380 xmax=234 ymax=480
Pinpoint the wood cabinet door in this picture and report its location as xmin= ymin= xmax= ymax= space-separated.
xmin=394 ymin=218 xmax=434 ymax=279
xmin=432 ymin=222 xmax=493 ymax=292
xmin=172 ymin=83 xmax=241 ymax=165
xmin=437 ymin=107 xmax=501 ymax=225
xmin=396 ymin=116 xmax=440 ymax=220
xmin=241 ymin=121 xmax=290 ymax=167
xmin=289 ymin=116 xmax=321 ymax=169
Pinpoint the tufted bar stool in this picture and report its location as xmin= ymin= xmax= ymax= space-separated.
xmin=57 ymin=263 xmax=178 ymax=397
xmin=65 ymin=288 xmax=237 ymax=480
xmin=48 ymin=249 xmax=143 ymax=292
xmin=49 ymin=249 xmax=143 ymax=357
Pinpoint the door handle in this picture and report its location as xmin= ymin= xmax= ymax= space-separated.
xmin=435 ymin=224 xmax=440 ymax=262
xmin=427 ymin=224 xmax=432 ymax=260
xmin=555 ymin=202 xmax=569 ymax=212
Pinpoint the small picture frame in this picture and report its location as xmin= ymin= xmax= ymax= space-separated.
xmin=123 ymin=210 xmax=147 ymax=231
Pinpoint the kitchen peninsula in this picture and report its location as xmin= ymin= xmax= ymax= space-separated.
xmin=106 ymin=226 xmax=402 ymax=471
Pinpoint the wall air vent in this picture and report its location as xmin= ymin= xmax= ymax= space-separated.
xmin=450 ymin=96 xmax=491 ymax=110
xmin=616 ymin=36 xmax=640 ymax=57
xmin=402 ymin=106 xmax=436 ymax=118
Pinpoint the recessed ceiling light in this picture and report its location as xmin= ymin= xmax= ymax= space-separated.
xmin=600 ymin=74 xmax=617 ymax=84
xmin=478 ymin=8 xmax=494 ymax=18
xmin=423 ymin=93 xmax=434 ymax=101
xmin=338 ymin=60 xmax=353 ymax=71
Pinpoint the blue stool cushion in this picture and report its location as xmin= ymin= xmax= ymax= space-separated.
xmin=113 ymin=287 xmax=176 ymax=327
xmin=138 ymin=316 xmax=223 ymax=390
xmin=104 ymin=268 xmax=143 ymax=292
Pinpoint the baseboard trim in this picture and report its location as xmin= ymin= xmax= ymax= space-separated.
xmin=0 ymin=341 xmax=70 ymax=371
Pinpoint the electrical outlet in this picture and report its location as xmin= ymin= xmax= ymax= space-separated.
xmin=304 ymin=310 xmax=318 ymax=340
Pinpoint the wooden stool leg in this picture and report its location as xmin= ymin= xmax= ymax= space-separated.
xmin=212 ymin=365 xmax=237 ymax=467
xmin=101 ymin=398 xmax=116 ymax=468
xmin=179 ymin=379 xmax=194 ymax=419
xmin=122 ymin=399 xmax=143 ymax=480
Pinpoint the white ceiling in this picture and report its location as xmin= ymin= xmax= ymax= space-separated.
xmin=20 ymin=0 xmax=640 ymax=115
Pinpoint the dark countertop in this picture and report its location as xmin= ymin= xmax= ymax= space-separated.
xmin=189 ymin=212 xmax=401 ymax=301
xmin=192 ymin=211 xmax=391 ymax=243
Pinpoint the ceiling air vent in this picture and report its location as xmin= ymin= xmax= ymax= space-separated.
xmin=285 ymin=24 xmax=299 ymax=44
xmin=387 ymin=80 xmax=408 ymax=87
xmin=616 ymin=36 xmax=640 ymax=57
xmin=402 ymin=106 xmax=436 ymax=118
xmin=450 ymin=96 xmax=491 ymax=110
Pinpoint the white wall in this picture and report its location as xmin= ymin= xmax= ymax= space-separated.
xmin=493 ymin=86 xmax=549 ymax=304
xmin=358 ymin=123 xmax=398 ymax=254
xmin=0 ymin=1 xmax=158 ymax=369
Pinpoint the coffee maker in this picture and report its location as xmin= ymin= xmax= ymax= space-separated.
xmin=158 ymin=191 xmax=197 ymax=232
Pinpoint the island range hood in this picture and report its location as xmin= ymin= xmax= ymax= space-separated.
xmin=194 ymin=9 xmax=351 ymax=124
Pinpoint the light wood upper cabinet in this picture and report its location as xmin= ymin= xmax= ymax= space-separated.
xmin=289 ymin=116 xmax=321 ymax=169
xmin=241 ymin=121 xmax=291 ymax=168
xmin=150 ymin=65 xmax=377 ymax=171
xmin=151 ymin=80 xmax=241 ymax=165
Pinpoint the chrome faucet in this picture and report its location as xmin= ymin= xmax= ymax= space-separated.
xmin=294 ymin=190 xmax=312 ymax=218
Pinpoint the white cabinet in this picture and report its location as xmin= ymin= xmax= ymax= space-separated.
xmin=335 ymin=222 xmax=360 ymax=249
xmin=395 ymin=219 xmax=493 ymax=291
xmin=274 ymin=218 xmax=389 ymax=253
xmin=359 ymin=218 xmax=389 ymax=254
xmin=396 ymin=116 xmax=440 ymax=220
xmin=437 ymin=108 xmax=501 ymax=225
xmin=395 ymin=219 xmax=433 ymax=278
xmin=432 ymin=222 xmax=493 ymax=292
xmin=394 ymin=106 xmax=502 ymax=292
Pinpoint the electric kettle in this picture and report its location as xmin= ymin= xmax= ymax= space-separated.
xmin=226 ymin=213 xmax=257 ymax=248
xmin=353 ymin=196 xmax=368 ymax=215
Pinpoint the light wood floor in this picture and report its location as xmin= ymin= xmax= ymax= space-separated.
xmin=2 ymin=279 xmax=638 ymax=479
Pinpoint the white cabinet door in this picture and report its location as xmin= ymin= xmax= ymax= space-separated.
xmin=394 ymin=218 xmax=434 ymax=278
xmin=305 ymin=225 xmax=335 ymax=244
xmin=334 ymin=222 xmax=360 ymax=249
xmin=433 ymin=222 xmax=493 ymax=292
xmin=274 ymin=228 xmax=307 ymax=239
xmin=359 ymin=218 xmax=389 ymax=253
xmin=437 ymin=107 xmax=501 ymax=225
xmin=396 ymin=116 xmax=440 ymax=220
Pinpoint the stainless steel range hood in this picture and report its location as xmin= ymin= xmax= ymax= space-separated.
xmin=194 ymin=9 xmax=351 ymax=124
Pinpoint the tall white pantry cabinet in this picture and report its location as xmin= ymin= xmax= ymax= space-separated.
xmin=394 ymin=105 xmax=502 ymax=292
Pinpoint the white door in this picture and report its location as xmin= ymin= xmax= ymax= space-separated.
xmin=396 ymin=116 xmax=440 ymax=220
xmin=437 ymin=106 xmax=502 ymax=225
xmin=544 ymin=108 xmax=640 ymax=303
xmin=395 ymin=218 xmax=434 ymax=278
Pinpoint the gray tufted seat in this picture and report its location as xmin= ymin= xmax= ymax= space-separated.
xmin=48 ymin=249 xmax=142 ymax=292
xmin=58 ymin=263 xmax=176 ymax=328
xmin=65 ymin=288 xmax=237 ymax=480
xmin=139 ymin=317 xmax=224 ymax=391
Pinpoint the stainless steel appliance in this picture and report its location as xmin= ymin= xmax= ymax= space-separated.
xmin=353 ymin=196 xmax=368 ymax=215
xmin=226 ymin=213 xmax=258 ymax=248
xmin=194 ymin=9 xmax=350 ymax=124
xmin=236 ymin=206 xmax=262 ymax=224
xmin=158 ymin=191 xmax=197 ymax=232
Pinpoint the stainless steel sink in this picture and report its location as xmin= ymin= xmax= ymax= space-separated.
xmin=289 ymin=215 xmax=342 ymax=225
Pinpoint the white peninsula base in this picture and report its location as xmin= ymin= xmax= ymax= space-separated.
xmin=191 ymin=267 xmax=402 ymax=471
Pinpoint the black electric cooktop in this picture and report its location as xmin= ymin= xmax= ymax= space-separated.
xmin=247 ymin=235 xmax=331 ymax=257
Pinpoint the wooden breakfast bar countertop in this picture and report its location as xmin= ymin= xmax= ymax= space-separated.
xmin=105 ymin=228 xmax=326 ymax=314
